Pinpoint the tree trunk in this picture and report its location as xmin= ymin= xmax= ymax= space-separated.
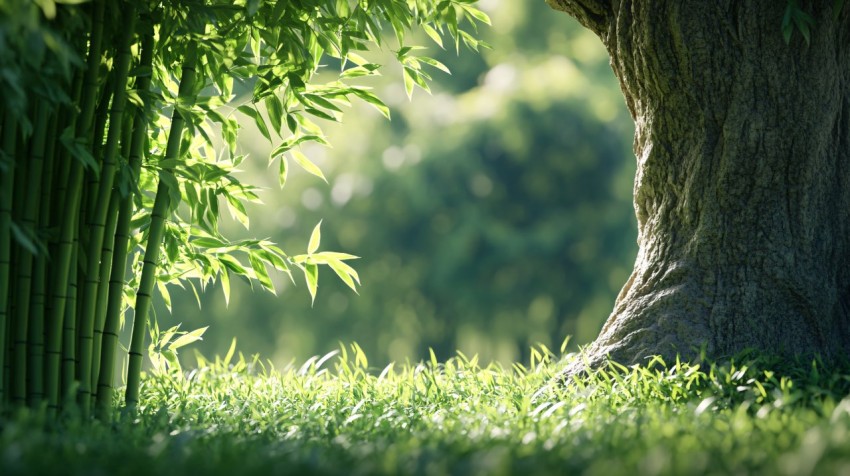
xmin=548 ymin=0 xmax=850 ymax=368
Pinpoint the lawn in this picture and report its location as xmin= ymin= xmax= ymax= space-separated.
xmin=3 ymin=345 xmax=850 ymax=475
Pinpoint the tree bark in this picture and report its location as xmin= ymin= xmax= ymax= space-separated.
xmin=549 ymin=0 xmax=850 ymax=369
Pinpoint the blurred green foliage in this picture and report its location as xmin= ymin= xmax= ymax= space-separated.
xmin=164 ymin=0 xmax=637 ymax=366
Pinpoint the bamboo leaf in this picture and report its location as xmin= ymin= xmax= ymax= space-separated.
xmin=249 ymin=252 xmax=275 ymax=293
xmin=218 ymin=253 xmax=248 ymax=276
xmin=422 ymin=24 xmax=444 ymax=48
xmin=305 ymin=262 xmax=318 ymax=304
xmin=265 ymin=94 xmax=284 ymax=135
xmin=418 ymin=56 xmax=451 ymax=75
xmin=191 ymin=236 xmax=228 ymax=248
xmin=291 ymin=149 xmax=327 ymax=182
xmin=460 ymin=4 xmax=491 ymax=25
xmin=402 ymin=67 xmax=415 ymax=98
xmin=303 ymin=94 xmax=343 ymax=113
xmin=237 ymin=104 xmax=271 ymax=141
xmin=169 ymin=326 xmax=208 ymax=350
xmin=304 ymin=107 xmax=338 ymax=122
xmin=278 ymin=155 xmax=288 ymax=188
xmin=312 ymin=251 xmax=359 ymax=261
xmin=221 ymin=267 xmax=231 ymax=306
xmin=327 ymin=258 xmax=360 ymax=293
xmin=225 ymin=193 xmax=250 ymax=228
xmin=9 ymin=222 xmax=39 ymax=254
xmin=156 ymin=281 xmax=172 ymax=313
xmin=350 ymin=88 xmax=391 ymax=119
xmin=340 ymin=63 xmax=382 ymax=78
xmin=308 ymin=220 xmax=322 ymax=254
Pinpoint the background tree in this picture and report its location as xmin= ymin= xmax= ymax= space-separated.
xmin=547 ymin=0 xmax=850 ymax=368
xmin=164 ymin=1 xmax=638 ymax=366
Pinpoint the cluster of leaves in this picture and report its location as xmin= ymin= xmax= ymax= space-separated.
xmin=133 ymin=0 xmax=491 ymax=308
xmin=5 ymin=347 xmax=850 ymax=474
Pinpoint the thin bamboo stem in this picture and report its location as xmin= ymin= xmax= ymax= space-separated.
xmin=95 ymin=22 xmax=154 ymax=419
xmin=27 ymin=107 xmax=58 ymax=407
xmin=125 ymin=33 xmax=202 ymax=410
xmin=0 ymin=112 xmax=17 ymax=404
xmin=11 ymin=103 xmax=49 ymax=405
xmin=76 ymin=3 xmax=138 ymax=417
xmin=44 ymin=0 xmax=106 ymax=415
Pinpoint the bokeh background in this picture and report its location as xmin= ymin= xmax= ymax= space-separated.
xmin=159 ymin=0 xmax=637 ymax=367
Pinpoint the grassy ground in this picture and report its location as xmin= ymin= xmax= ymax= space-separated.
xmin=3 ymin=345 xmax=850 ymax=475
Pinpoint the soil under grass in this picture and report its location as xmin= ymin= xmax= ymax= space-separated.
xmin=3 ymin=347 xmax=850 ymax=475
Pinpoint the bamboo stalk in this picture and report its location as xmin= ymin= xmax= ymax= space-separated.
xmin=95 ymin=22 xmax=154 ymax=419
xmin=90 ymin=116 xmax=131 ymax=403
xmin=84 ymin=74 xmax=115 ymax=236
xmin=44 ymin=0 xmax=106 ymax=414
xmin=125 ymin=32 xmax=202 ymax=410
xmin=76 ymin=3 xmax=138 ymax=417
xmin=61 ymin=242 xmax=79 ymax=405
xmin=27 ymin=107 xmax=59 ymax=407
xmin=11 ymin=103 xmax=49 ymax=405
xmin=0 ymin=112 xmax=17 ymax=404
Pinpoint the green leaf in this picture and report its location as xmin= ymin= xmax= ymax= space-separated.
xmin=9 ymin=222 xmax=39 ymax=255
xmin=169 ymin=326 xmax=208 ymax=350
xmin=225 ymin=193 xmax=250 ymax=228
xmin=222 ymin=338 xmax=237 ymax=367
xmin=270 ymin=134 xmax=330 ymax=159
xmin=286 ymin=114 xmax=298 ymax=133
xmin=249 ymin=252 xmax=275 ymax=293
xmin=304 ymin=107 xmax=338 ymax=122
xmin=157 ymin=281 xmax=172 ymax=313
xmin=402 ymin=67 xmax=415 ymax=98
xmin=327 ymin=258 xmax=360 ymax=292
xmin=159 ymin=171 xmax=182 ymax=212
xmin=422 ymin=24 xmax=444 ymax=48
xmin=218 ymin=254 xmax=248 ymax=276
xmin=191 ymin=236 xmax=228 ymax=248
xmin=257 ymin=247 xmax=290 ymax=274
xmin=796 ymin=17 xmax=811 ymax=45
xmin=418 ymin=56 xmax=451 ymax=75
xmin=237 ymin=104 xmax=271 ymax=141
xmin=221 ymin=268 xmax=231 ymax=306
xmin=291 ymin=149 xmax=327 ymax=182
xmin=350 ymin=88 xmax=391 ymax=119
xmin=265 ymin=95 xmax=284 ymax=135
xmin=304 ymin=262 xmax=318 ymax=304
xmin=460 ymin=4 xmax=491 ymax=25
xmin=60 ymin=127 xmax=99 ymax=173
xmin=340 ymin=64 xmax=382 ymax=78
xmin=278 ymin=155 xmax=288 ymax=188
xmin=303 ymin=94 xmax=343 ymax=113
xmin=308 ymin=220 xmax=322 ymax=254
xmin=312 ymin=251 xmax=359 ymax=261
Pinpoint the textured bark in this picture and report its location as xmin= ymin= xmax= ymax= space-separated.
xmin=550 ymin=0 xmax=850 ymax=369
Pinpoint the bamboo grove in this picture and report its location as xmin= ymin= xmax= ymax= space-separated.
xmin=0 ymin=0 xmax=487 ymax=419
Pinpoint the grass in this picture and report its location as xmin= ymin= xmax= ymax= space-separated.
xmin=3 ymin=344 xmax=850 ymax=475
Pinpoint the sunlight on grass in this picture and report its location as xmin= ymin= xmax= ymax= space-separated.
xmin=4 ymin=345 xmax=850 ymax=475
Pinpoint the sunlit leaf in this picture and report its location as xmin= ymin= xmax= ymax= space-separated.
xmin=249 ymin=252 xmax=275 ymax=294
xmin=308 ymin=220 xmax=322 ymax=255
xmin=169 ymin=326 xmax=208 ymax=350
xmin=305 ymin=262 xmax=319 ymax=304
xmin=291 ymin=149 xmax=327 ymax=182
